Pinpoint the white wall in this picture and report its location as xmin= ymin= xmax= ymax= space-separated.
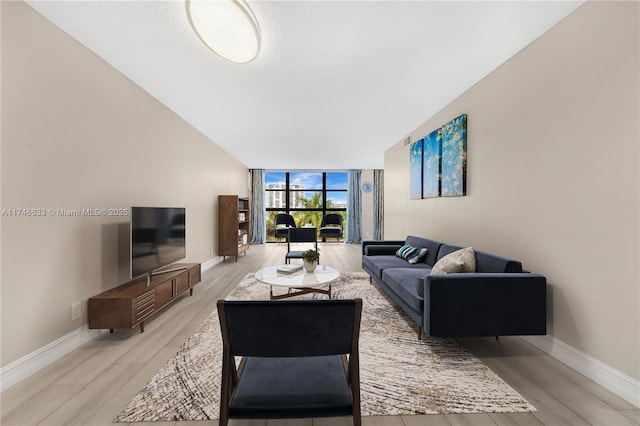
xmin=1 ymin=1 xmax=248 ymax=367
xmin=385 ymin=1 xmax=639 ymax=382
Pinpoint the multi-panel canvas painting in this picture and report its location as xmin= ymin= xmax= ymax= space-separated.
xmin=409 ymin=113 xmax=467 ymax=199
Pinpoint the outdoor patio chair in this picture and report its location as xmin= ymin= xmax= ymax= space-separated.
xmin=273 ymin=213 xmax=296 ymax=242
xmin=320 ymin=213 xmax=343 ymax=242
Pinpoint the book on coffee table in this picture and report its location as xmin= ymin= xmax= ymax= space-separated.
xmin=277 ymin=265 xmax=303 ymax=274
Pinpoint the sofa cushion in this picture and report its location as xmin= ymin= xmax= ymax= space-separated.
xmin=475 ymin=250 xmax=523 ymax=273
xmin=404 ymin=236 xmax=443 ymax=266
xmin=363 ymin=255 xmax=429 ymax=279
xmin=436 ymin=244 xmax=464 ymax=259
xmin=381 ymin=268 xmax=431 ymax=313
xmin=432 ymin=247 xmax=476 ymax=274
xmin=396 ymin=245 xmax=428 ymax=264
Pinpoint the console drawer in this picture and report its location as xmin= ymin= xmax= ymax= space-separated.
xmin=134 ymin=290 xmax=155 ymax=323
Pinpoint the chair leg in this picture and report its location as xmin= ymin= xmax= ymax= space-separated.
xmin=219 ymin=414 xmax=229 ymax=426
xmin=352 ymin=384 xmax=361 ymax=426
xmin=219 ymin=355 xmax=233 ymax=426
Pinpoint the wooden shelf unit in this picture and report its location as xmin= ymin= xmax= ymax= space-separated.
xmin=218 ymin=195 xmax=250 ymax=262
xmin=88 ymin=263 xmax=201 ymax=333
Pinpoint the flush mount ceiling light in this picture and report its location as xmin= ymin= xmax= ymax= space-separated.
xmin=186 ymin=0 xmax=261 ymax=64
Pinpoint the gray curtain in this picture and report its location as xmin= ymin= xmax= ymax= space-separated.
xmin=249 ymin=169 xmax=265 ymax=244
xmin=346 ymin=169 xmax=362 ymax=244
xmin=373 ymin=169 xmax=384 ymax=240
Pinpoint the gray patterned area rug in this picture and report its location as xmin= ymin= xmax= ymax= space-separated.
xmin=115 ymin=272 xmax=535 ymax=422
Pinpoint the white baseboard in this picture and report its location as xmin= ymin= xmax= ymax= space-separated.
xmin=201 ymin=256 xmax=222 ymax=272
xmin=0 ymin=325 xmax=106 ymax=392
xmin=522 ymin=335 xmax=640 ymax=408
xmin=1 ymin=258 xmax=223 ymax=393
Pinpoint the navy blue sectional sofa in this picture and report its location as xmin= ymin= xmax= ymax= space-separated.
xmin=362 ymin=236 xmax=547 ymax=338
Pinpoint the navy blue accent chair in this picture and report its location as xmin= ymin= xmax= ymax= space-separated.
xmin=273 ymin=213 xmax=296 ymax=242
xmin=285 ymin=227 xmax=318 ymax=264
xmin=217 ymin=299 xmax=363 ymax=426
xmin=320 ymin=214 xmax=343 ymax=242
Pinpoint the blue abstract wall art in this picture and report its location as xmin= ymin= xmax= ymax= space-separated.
xmin=409 ymin=113 xmax=467 ymax=199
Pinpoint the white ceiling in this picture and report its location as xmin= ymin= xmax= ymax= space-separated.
xmin=26 ymin=0 xmax=583 ymax=170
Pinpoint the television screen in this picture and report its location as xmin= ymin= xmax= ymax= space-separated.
xmin=131 ymin=207 xmax=186 ymax=278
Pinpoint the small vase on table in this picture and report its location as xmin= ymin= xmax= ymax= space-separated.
xmin=303 ymin=260 xmax=317 ymax=273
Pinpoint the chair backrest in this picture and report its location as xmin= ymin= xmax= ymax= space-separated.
xmin=218 ymin=299 xmax=362 ymax=357
xmin=274 ymin=213 xmax=296 ymax=228
xmin=287 ymin=227 xmax=317 ymax=243
xmin=321 ymin=214 xmax=343 ymax=228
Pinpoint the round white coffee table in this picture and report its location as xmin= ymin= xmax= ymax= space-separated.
xmin=255 ymin=264 xmax=340 ymax=300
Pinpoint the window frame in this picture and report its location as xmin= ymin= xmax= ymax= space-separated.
xmin=265 ymin=171 xmax=347 ymax=242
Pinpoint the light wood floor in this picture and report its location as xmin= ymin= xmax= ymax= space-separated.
xmin=2 ymin=243 xmax=638 ymax=426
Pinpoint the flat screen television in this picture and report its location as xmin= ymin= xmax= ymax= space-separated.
xmin=131 ymin=207 xmax=186 ymax=278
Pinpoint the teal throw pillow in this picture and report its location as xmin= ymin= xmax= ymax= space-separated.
xmin=396 ymin=245 xmax=428 ymax=264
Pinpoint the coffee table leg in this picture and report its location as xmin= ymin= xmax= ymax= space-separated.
xmin=269 ymin=287 xmax=333 ymax=300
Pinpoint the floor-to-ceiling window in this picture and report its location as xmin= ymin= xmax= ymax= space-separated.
xmin=265 ymin=171 xmax=347 ymax=242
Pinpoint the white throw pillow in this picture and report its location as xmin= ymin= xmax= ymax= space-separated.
xmin=431 ymin=247 xmax=476 ymax=274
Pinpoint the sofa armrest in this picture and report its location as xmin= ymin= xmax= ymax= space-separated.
xmin=365 ymin=245 xmax=403 ymax=256
xmin=424 ymin=273 xmax=547 ymax=337
xmin=362 ymin=240 xmax=405 ymax=255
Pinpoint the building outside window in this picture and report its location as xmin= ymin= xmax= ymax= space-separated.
xmin=265 ymin=171 xmax=347 ymax=242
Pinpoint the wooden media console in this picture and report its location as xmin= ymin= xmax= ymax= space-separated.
xmin=88 ymin=263 xmax=201 ymax=333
